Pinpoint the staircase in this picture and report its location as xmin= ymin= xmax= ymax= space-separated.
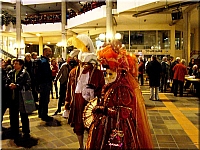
xmin=0 ymin=49 xmax=17 ymax=59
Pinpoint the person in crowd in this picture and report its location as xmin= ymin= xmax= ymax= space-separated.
xmin=30 ymin=52 xmax=39 ymax=108
xmin=5 ymin=58 xmax=13 ymax=73
xmin=85 ymin=41 xmax=153 ymax=149
xmin=145 ymin=57 xmax=151 ymax=81
xmin=65 ymin=52 xmax=105 ymax=150
xmin=184 ymin=64 xmax=199 ymax=90
xmin=170 ymin=57 xmax=180 ymax=92
xmin=188 ymin=58 xmax=195 ymax=75
xmin=50 ymin=58 xmax=58 ymax=99
xmin=1 ymin=59 xmax=10 ymax=131
xmin=138 ymin=56 xmax=145 ymax=86
xmin=37 ymin=46 xmax=53 ymax=122
xmin=169 ymin=56 xmax=174 ymax=82
xmin=24 ymin=53 xmax=32 ymax=75
xmin=31 ymin=52 xmax=38 ymax=60
xmin=58 ymin=57 xmax=65 ymax=69
xmin=160 ymin=56 xmax=169 ymax=92
xmin=5 ymin=59 xmax=32 ymax=144
xmin=53 ymin=49 xmax=80 ymax=116
xmin=146 ymin=55 xmax=162 ymax=100
xmin=24 ymin=52 xmax=38 ymax=109
xmin=191 ymin=64 xmax=199 ymax=77
xmin=173 ymin=59 xmax=188 ymax=97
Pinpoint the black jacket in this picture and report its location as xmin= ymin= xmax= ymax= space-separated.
xmin=6 ymin=68 xmax=31 ymax=113
xmin=37 ymin=56 xmax=52 ymax=85
xmin=146 ymin=60 xmax=162 ymax=87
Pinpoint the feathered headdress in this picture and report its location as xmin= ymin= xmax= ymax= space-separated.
xmin=97 ymin=40 xmax=138 ymax=77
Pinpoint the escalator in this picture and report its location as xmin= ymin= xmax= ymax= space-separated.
xmin=0 ymin=49 xmax=17 ymax=59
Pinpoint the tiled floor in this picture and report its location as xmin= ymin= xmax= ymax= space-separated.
xmin=1 ymin=81 xmax=199 ymax=149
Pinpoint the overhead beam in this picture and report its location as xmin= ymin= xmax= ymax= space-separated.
xmin=132 ymin=1 xmax=199 ymax=17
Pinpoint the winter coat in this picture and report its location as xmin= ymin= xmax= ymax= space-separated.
xmin=146 ymin=60 xmax=162 ymax=87
xmin=173 ymin=63 xmax=187 ymax=82
xmin=6 ymin=68 xmax=31 ymax=113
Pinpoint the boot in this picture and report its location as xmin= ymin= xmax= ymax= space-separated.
xmin=149 ymin=87 xmax=155 ymax=100
xmin=155 ymin=87 xmax=160 ymax=100
xmin=52 ymin=108 xmax=61 ymax=116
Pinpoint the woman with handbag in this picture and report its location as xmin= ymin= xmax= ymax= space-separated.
xmin=65 ymin=52 xmax=105 ymax=150
xmin=6 ymin=59 xmax=33 ymax=145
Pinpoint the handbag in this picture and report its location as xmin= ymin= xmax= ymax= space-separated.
xmin=21 ymin=87 xmax=36 ymax=114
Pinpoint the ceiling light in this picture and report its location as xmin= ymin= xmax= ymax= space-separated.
xmin=36 ymin=33 xmax=41 ymax=37
xmin=47 ymin=42 xmax=50 ymax=44
xmin=115 ymin=33 xmax=122 ymax=40
xmin=29 ymin=43 xmax=33 ymax=45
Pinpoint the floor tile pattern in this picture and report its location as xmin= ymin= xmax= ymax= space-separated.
xmin=1 ymin=81 xmax=199 ymax=149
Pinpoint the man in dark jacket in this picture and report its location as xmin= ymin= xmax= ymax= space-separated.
xmin=160 ymin=56 xmax=168 ymax=92
xmin=1 ymin=59 xmax=9 ymax=131
xmin=37 ymin=46 xmax=53 ymax=122
xmin=6 ymin=59 xmax=32 ymax=144
xmin=146 ymin=55 xmax=162 ymax=100
xmin=53 ymin=49 xmax=80 ymax=115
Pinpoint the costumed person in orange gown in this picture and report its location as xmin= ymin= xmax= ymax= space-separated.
xmin=85 ymin=40 xmax=153 ymax=149
xmin=65 ymin=52 xmax=105 ymax=150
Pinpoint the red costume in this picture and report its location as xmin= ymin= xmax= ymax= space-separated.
xmin=65 ymin=65 xmax=105 ymax=135
xmin=86 ymin=41 xmax=153 ymax=149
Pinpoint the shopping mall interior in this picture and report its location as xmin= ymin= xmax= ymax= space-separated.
xmin=1 ymin=0 xmax=200 ymax=149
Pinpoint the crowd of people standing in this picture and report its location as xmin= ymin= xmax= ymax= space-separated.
xmin=1 ymin=42 xmax=199 ymax=149
xmin=139 ymin=55 xmax=200 ymax=100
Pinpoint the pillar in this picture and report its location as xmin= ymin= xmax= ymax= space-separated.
xmin=197 ymin=6 xmax=200 ymax=52
xmin=39 ymin=36 xmax=43 ymax=56
xmin=183 ymin=12 xmax=190 ymax=64
xmin=170 ymin=26 xmax=176 ymax=57
xmin=61 ymin=1 xmax=67 ymax=60
xmin=106 ymin=0 xmax=113 ymax=42
xmin=16 ymin=0 xmax=21 ymax=58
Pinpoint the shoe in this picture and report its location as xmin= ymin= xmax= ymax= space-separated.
xmin=23 ymin=133 xmax=30 ymax=139
xmin=52 ymin=109 xmax=61 ymax=116
xmin=41 ymin=116 xmax=53 ymax=122
xmin=149 ymin=98 xmax=155 ymax=101
xmin=14 ymin=134 xmax=22 ymax=145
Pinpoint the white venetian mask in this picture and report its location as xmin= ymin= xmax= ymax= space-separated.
xmin=105 ymin=69 xmax=117 ymax=84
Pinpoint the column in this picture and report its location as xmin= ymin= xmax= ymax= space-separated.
xmin=183 ymin=12 xmax=190 ymax=64
xmin=16 ymin=0 xmax=21 ymax=58
xmin=106 ymin=0 xmax=113 ymax=42
xmin=39 ymin=36 xmax=43 ymax=56
xmin=61 ymin=1 xmax=67 ymax=60
xmin=170 ymin=26 xmax=176 ymax=57
xmin=197 ymin=6 xmax=200 ymax=52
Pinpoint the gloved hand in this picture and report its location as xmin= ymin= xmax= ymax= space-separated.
xmin=65 ymin=102 xmax=70 ymax=110
xmin=92 ymin=106 xmax=107 ymax=115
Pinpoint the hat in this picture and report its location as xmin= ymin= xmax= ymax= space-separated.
xmin=77 ymin=34 xmax=95 ymax=53
xmin=78 ymin=52 xmax=97 ymax=64
xmin=69 ymin=49 xmax=80 ymax=58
